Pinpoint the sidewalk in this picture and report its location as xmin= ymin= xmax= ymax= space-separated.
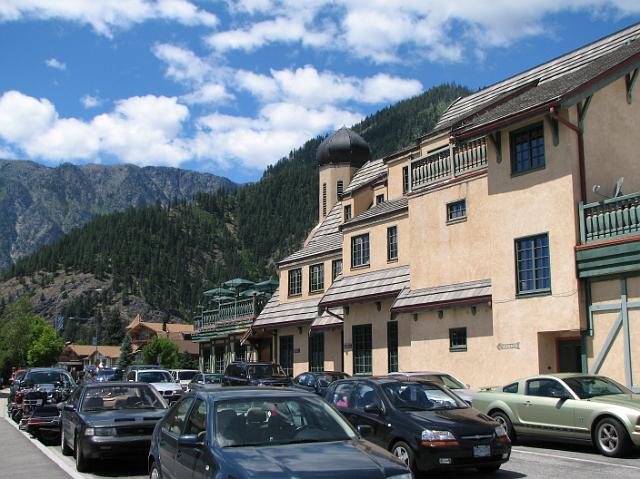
xmin=0 ymin=392 xmax=70 ymax=478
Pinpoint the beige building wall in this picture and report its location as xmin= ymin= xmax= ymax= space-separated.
xmin=323 ymin=327 xmax=343 ymax=371
xmin=351 ymin=186 xmax=375 ymax=217
xmin=387 ymin=158 xmax=410 ymax=200
xmin=319 ymin=164 xmax=357 ymax=222
xmin=343 ymin=215 xmax=409 ymax=277
xmin=277 ymin=324 xmax=309 ymax=377
xmin=582 ymin=77 xmax=640 ymax=203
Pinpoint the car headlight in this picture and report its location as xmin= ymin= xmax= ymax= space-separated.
xmin=388 ymin=474 xmax=413 ymax=479
xmin=495 ymin=425 xmax=508 ymax=438
xmin=421 ymin=429 xmax=456 ymax=442
xmin=84 ymin=427 xmax=116 ymax=436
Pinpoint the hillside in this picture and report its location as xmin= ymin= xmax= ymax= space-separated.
xmin=0 ymin=83 xmax=470 ymax=336
xmin=0 ymin=161 xmax=236 ymax=270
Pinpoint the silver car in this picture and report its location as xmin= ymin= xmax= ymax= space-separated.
xmin=389 ymin=371 xmax=476 ymax=404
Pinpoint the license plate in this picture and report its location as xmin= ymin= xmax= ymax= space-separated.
xmin=473 ymin=445 xmax=491 ymax=458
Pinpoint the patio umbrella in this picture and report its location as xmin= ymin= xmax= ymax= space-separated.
xmin=203 ymin=287 xmax=234 ymax=297
xmin=254 ymin=279 xmax=279 ymax=291
xmin=223 ymin=278 xmax=255 ymax=289
xmin=209 ymin=295 xmax=234 ymax=303
xmin=239 ymin=289 xmax=262 ymax=298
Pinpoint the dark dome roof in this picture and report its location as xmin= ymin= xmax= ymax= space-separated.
xmin=316 ymin=127 xmax=371 ymax=168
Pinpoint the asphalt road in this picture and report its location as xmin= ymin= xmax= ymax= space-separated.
xmin=2 ymin=392 xmax=639 ymax=479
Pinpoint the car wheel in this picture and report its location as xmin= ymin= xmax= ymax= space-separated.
xmin=75 ymin=436 xmax=91 ymax=472
xmin=61 ymin=427 xmax=73 ymax=456
xmin=391 ymin=441 xmax=415 ymax=472
xmin=490 ymin=411 xmax=515 ymax=441
xmin=594 ymin=417 xmax=630 ymax=457
xmin=149 ymin=461 xmax=161 ymax=479
xmin=477 ymin=464 xmax=501 ymax=474
xmin=38 ymin=428 xmax=60 ymax=445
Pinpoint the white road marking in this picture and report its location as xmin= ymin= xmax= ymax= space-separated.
xmin=512 ymin=448 xmax=640 ymax=470
xmin=3 ymin=414 xmax=85 ymax=479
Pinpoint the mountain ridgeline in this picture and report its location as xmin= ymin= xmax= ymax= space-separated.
xmin=2 ymin=83 xmax=470 ymax=322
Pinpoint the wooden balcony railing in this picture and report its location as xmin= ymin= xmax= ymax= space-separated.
xmin=579 ymin=191 xmax=640 ymax=243
xmin=194 ymin=297 xmax=266 ymax=330
xmin=411 ymin=137 xmax=488 ymax=189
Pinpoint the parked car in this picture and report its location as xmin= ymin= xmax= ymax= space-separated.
xmin=291 ymin=371 xmax=350 ymax=396
xmin=148 ymin=387 xmax=411 ymax=479
xmin=169 ymin=369 xmax=200 ymax=390
xmin=126 ymin=368 xmax=183 ymax=403
xmin=123 ymin=364 xmax=161 ymax=377
xmin=187 ymin=372 xmax=223 ymax=391
xmin=389 ymin=371 xmax=476 ymax=404
xmin=326 ymin=376 xmax=511 ymax=474
xmin=59 ymin=381 xmax=168 ymax=472
xmin=221 ymin=361 xmax=291 ymax=387
xmin=94 ymin=368 xmax=122 ymax=382
xmin=472 ymin=373 xmax=640 ymax=457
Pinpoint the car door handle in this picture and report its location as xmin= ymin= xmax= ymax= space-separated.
xmin=523 ymin=401 xmax=532 ymax=406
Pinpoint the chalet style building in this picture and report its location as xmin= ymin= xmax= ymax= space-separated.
xmin=127 ymin=314 xmax=197 ymax=357
xmin=251 ymin=24 xmax=640 ymax=391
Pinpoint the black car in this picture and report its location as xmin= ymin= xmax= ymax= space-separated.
xmin=59 ymin=381 xmax=168 ymax=472
xmin=221 ymin=361 xmax=291 ymax=387
xmin=187 ymin=372 xmax=223 ymax=391
xmin=291 ymin=371 xmax=350 ymax=396
xmin=326 ymin=377 xmax=511 ymax=474
xmin=95 ymin=368 xmax=122 ymax=382
xmin=148 ymin=388 xmax=412 ymax=479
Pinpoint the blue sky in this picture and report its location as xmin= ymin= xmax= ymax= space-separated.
xmin=1 ymin=1 xmax=639 ymax=184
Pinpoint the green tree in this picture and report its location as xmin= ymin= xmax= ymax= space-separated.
xmin=27 ymin=322 xmax=64 ymax=366
xmin=118 ymin=334 xmax=133 ymax=369
xmin=176 ymin=351 xmax=198 ymax=369
xmin=102 ymin=308 xmax=125 ymax=345
xmin=142 ymin=337 xmax=179 ymax=369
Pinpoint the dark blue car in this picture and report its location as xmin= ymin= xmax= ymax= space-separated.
xmin=148 ymin=388 xmax=411 ymax=479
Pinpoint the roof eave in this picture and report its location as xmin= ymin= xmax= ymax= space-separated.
xmin=391 ymin=294 xmax=492 ymax=313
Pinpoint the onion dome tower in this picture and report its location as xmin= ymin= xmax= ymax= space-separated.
xmin=316 ymin=127 xmax=371 ymax=222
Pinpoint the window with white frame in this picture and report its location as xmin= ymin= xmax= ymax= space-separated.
xmin=288 ymin=268 xmax=302 ymax=296
xmin=309 ymin=263 xmax=324 ymax=293
xmin=351 ymin=234 xmax=370 ymax=268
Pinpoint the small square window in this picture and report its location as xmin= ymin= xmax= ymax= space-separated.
xmin=288 ymin=268 xmax=302 ymax=297
xmin=449 ymin=328 xmax=467 ymax=352
xmin=376 ymin=194 xmax=385 ymax=205
xmin=447 ymin=200 xmax=466 ymax=223
xmin=510 ymin=123 xmax=545 ymax=174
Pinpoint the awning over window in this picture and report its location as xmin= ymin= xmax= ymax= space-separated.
xmin=319 ymin=265 xmax=410 ymax=308
xmin=390 ymin=279 xmax=492 ymax=313
xmin=311 ymin=311 xmax=343 ymax=329
xmin=252 ymin=293 xmax=322 ymax=329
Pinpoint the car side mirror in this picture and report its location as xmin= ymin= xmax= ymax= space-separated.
xmin=363 ymin=403 xmax=383 ymax=415
xmin=178 ymin=434 xmax=204 ymax=448
xmin=60 ymin=403 xmax=75 ymax=412
xmin=357 ymin=425 xmax=374 ymax=437
xmin=553 ymin=390 xmax=572 ymax=400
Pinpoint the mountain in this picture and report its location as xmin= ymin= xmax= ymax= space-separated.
xmin=0 ymin=161 xmax=236 ymax=270
xmin=0 ymin=83 xmax=470 ymax=334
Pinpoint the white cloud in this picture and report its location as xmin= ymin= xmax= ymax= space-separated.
xmin=81 ymin=95 xmax=102 ymax=108
xmin=0 ymin=0 xmax=218 ymax=37
xmin=45 ymin=58 xmax=66 ymax=70
xmin=181 ymin=83 xmax=234 ymax=105
xmin=0 ymin=91 xmax=190 ymax=167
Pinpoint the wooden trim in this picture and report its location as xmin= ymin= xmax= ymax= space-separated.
xmin=391 ymin=295 xmax=492 ymax=313
xmin=320 ymin=290 xmax=402 ymax=308
xmin=575 ymin=234 xmax=640 ymax=251
xmin=408 ymin=169 xmax=487 ymax=199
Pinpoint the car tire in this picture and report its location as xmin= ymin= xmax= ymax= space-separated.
xmin=149 ymin=461 xmax=161 ymax=479
xmin=391 ymin=441 xmax=416 ymax=472
xmin=477 ymin=464 xmax=501 ymax=474
xmin=490 ymin=411 xmax=515 ymax=441
xmin=594 ymin=417 xmax=630 ymax=457
xmin=61 ymin=427 xmax=73 ymax=456
xmin=75 ymin=436 xmax=91 ymax=473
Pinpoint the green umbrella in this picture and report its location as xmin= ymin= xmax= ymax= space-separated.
xmin=209 ymin=295 xmax=234 ymax=303
xmin=254 ymin=279 xmax=279 ymax=291
xmin=203 ymin=287 xmax=235 ymax=297
xmin=240 ymin=289 xmax=262 ymax=298
xmin=223 ymin=278 xmax=255 ymax=289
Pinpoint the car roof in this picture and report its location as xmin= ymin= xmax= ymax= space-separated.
xmin=334 ymin=375 xmax=441 ymax=385
xmin=83 ymin=381 xmax=151 ymax=389
xmin=391 ymin=371 xmax=450 ymax=376
xmin=194 ymin=387 xmax=317 ymax=400
xmin=137 ymin=369 xmax=170 ymax=373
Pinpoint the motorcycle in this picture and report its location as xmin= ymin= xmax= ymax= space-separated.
xmin=16 ymin=380 xmax=73 ymax=443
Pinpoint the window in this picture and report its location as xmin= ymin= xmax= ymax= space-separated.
xmin=510 ymin=122 xmax=545 ymax=174
xmin=376 ymin=194 xmax=385 ymax=204
xmin=330 ymin=382 xmax=355 ymax=408
xmin=184 ymin=399 xmax=207 ymax=437
xmin=355 ymin=383 xmax=382 ymax=410
xmin=387 ymin=226 xmax=398 ymax=261
xmin=447 ymin=200 xmax=467 ymax=222
xmin=503 ymin=382 xmax=519 ymax=394
xmin=214 ymin=345 xmax=225 ymax=373
xmin=337 ymin=180 xmax=344 ymax=200
xmin=332 ymin=259 xmax=343 ymax=280
xmin=234 ymin=341 xmax=245 ymax=362
xmin=309 ymin=263 xmax=324 ymax=293
xmin=322 ymin=183 xmax=327 ymax=217
xmin=353 ymin=324 xmax=372 ymax=375
xmin=280 ymin=335 xmax=293 ymax=377
xmin=526 ymin=378 xmax=570 ymax=398
xmin=387 ymin=321 xmax=398 ymax=373
xmin=351 ymin=234 xmax=370 ymax=268
xmin=449 ymin=327 xmax=467 ymax=352
xmin=344 ymin=204 xmax=352 ymax=222
xmin=163 ymin=397 xmax=194 ymax=435
xmin=309 ymin=332 xmax=324 ymax=372
xmin=402 ymin=166 xmax=409 ymax=194
xmin=288 ymin=268 xmax=302 ymax=296
xmin=515 ymin=233 xmax=550 ymax=294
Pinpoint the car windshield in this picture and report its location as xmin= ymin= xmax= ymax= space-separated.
xmin=97 ymin=369 xmax=116 ymax=376
xmin=81 ymin=385 xmax=166 ymax=411
xmin=138 ymin=371 xmax=173 ymax=383
xmin=248 ymin=364 xmax=287 ymax=378
xmin=316 ymin=373 xmax=347 ymax=386
xmin=177 ymin=371 xmax=198 ymax=381
xmin=215 ymin=396 xmax=355 ymax=448
xmin=382 ymin=381 xmax=468 ymax=411
xmin=25 ymin=371 xmax=73 ymax=386
xmin=203 ymin=374 xmax=222 ymax=384
xmin=564 ymin=376 xmax=631 ymax=399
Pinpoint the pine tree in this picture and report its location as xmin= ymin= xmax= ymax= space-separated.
xmin=118 ymin=334 xmax=133 ymax=369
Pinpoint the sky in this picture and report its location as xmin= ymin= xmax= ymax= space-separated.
xmin=1 ymin=1 xmax=639 ymax=184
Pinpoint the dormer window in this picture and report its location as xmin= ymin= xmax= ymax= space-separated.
xmin=376 ymin=194 xmax=385 ymax=205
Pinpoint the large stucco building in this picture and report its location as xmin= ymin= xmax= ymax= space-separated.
xmin=246 ymin=25 xmax=640 ymax=391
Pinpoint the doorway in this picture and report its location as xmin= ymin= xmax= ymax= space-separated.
xmin=557 ymin=339 xmax=582 ymax=372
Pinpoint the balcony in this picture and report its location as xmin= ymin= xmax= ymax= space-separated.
xmin=576 ymin=191 xmax=640 ymax=279
xmin=411 ymin=137 xmax=488 ymax=190
xmin=195 ymin=297 xmax=266 ymax=330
